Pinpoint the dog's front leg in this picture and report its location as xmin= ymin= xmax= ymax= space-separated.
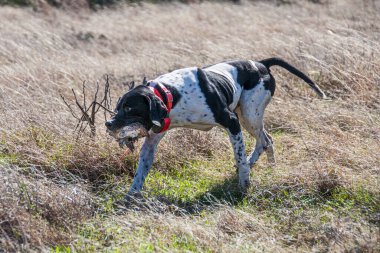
xmin=128 ymin=132 xmax=165 ymax=195
xmin=226 ymin=117 xmax=250 ymax=191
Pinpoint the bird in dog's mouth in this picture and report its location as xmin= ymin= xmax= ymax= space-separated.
xmin=107 ymin=123 xmax=149 ymax=152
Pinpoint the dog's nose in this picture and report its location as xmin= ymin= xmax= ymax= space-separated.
xmin=105 ymin=120 xmax=113 ymax=129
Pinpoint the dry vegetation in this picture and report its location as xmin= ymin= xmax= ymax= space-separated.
xmin=0 ymin=0 xmax=379 ymax=252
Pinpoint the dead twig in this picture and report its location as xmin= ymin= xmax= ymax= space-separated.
xmin=60 ymin=75 xmax=113 ymax=139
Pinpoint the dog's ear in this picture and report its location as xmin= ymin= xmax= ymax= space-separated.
xmin=146 ymin=95 xmax=168 ymax=133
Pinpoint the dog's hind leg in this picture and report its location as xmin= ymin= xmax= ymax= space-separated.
xmin=238 ymin=80 xmax=276 ymax=168
xmin=128 ymin=132 xmax=165 ymax=196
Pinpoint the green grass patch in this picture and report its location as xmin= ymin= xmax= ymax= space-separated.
xmin=0 ymin=152 xmax=17 ymax=165
xmin=52 ymin=245 xmax=71 ymax=253
xmin=0 ymin=141 xmax=17 ymax=165
xmin=323 ymin=187 xmax=380 ymax=223
xmin=145 ymin=160 xmax=229 ymax=204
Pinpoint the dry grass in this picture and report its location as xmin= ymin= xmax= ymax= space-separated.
xmin=0 ymin=0 xmax=379 ymax=252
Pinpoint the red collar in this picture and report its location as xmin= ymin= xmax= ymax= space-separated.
xmin=148 ymin=82 xmax=173 ymax=133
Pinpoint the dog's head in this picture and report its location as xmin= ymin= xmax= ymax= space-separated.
xmin=105 ymin=85 xmax=167 ymax=151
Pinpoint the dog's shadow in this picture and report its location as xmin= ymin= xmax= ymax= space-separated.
xmin=113 ymin=173 xmax=247 ymax=215
xmin=177 ymin=173 xmax=246 ymax=214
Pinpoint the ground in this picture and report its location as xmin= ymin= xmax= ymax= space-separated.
xmin=0 ymin=0 xmax=379 ymax=252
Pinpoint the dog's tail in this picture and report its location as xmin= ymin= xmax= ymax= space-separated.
xmin=259 ymin=57 xmax=327 ymax=99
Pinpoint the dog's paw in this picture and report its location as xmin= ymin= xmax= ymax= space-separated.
xmin=125 ymin=192 xmax=144 ymax=203
xmin=113 ymin=192 xmax=145 ymax=212
xmin=239 ymin=178 xmax=251 ymax=193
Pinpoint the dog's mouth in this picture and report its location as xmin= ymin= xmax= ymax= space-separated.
xmin=107 ymin=123 xmax=148 ymax=152
xmin=118 ymin=137 xmax=138 ymax=152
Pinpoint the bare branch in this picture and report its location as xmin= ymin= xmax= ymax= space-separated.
xmin=143 ymin=76 xmax=147 ymax=85
xmin=82 ymin=80 xmax=87 ymax=111
xmin=94 ymin=102 xmax=115 ymax=115
xmin=72 ymin=88 xmax=91 ymax=122
xmin=128 ymin=80 xmax=135 ymax=90
xmin=61 ymin=76 xmax=115 ymax=139
xmin=60 ymin=93 xmax=80 ymax=120
xmin=90 ymin=82 xmax=100 ymax=126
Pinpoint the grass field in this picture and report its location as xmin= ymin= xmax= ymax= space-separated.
xmin=0 ymin=0 xmax=379 ymax=252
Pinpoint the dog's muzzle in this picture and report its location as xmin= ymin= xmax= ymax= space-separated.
xmin=105 ymin=121 xmax=148 ymax=152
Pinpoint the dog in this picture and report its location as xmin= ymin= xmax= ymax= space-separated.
xmin=105 ymin=57 xmax=326 ymax=196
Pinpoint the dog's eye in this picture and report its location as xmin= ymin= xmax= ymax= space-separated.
xmin=124 ymin=107 xmax=132 ymax=112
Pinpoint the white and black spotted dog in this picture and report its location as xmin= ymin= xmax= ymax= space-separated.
xmin=106 ymin=57 xmax=326 ymax=197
